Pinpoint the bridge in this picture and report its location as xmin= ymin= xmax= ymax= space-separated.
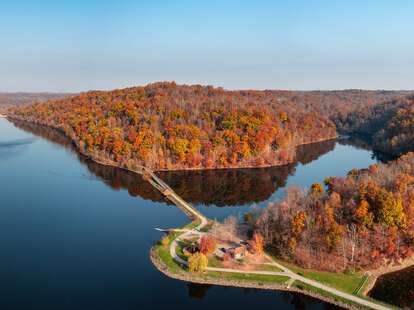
xmin=138 ymin=166 xmax=206 ymax=222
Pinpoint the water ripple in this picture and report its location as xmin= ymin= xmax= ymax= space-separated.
xmin=0 ymin=138 xmax=36 ymax=148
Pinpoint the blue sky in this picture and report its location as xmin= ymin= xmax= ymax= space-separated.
xmin=1 ymin=0 xmax=413 ymax=92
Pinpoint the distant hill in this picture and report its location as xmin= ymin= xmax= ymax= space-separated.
xmin=0 ymin=92 xmax=73 ymax=107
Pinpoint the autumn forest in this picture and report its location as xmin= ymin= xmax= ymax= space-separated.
xmin=8 ymin=82 xmax=414 ymax=272
xmin=8 ymin=83 xmax=339 ymax=171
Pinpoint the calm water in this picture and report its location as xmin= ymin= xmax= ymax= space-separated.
xmin=369 ymin=266 xmax=414 ymax=308
xmin=0 ymin=119 xmax=380 ymax=310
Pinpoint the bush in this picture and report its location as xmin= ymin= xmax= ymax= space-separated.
xmin=161 ymin=235 xmax=170 ymax=247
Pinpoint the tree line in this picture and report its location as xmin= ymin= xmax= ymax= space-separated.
xmin=247 ymin=152 xmax=414 ymax=272
xmin=9 ymin=82 xmax=336 ymax=171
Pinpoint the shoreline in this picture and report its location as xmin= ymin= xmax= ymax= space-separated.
xmin=5 ymin=117 xmax=400 ymax=309
xmin=6 ymin=115 xmax=337 ymax=172
xmin=150 ymin=247 xmax=362 ymax=310
xmin=7 ymin=118 xmax=408 ymax=275
xmin=362 ymin=257 xmax=414 ymax=296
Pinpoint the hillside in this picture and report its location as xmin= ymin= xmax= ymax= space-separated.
xmin=9 ymin=82 xmax=336 ymax=171
xmin=271 ymin=89 xmax=413 ymax=131
xmin=340 ymin=96 xmax=414 ymax=156
xmin=250 ymin=152 xmax=414 ymax=272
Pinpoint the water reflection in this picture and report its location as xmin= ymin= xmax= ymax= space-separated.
xmin=369 ymin=266 xmax=414 ymax=308
xmin=296 ymin=140 xmax=335 ymax=165
xmin=187 ymin=283 xmax=212 ymax=300
xmin=11 ymin=120 xmax=337 ymax=207
xmin=338 ymin=135 xmax=395 ymax=163
xmin=159 ymin=141 xmax=335 ymax=206
xmin=0 ymin=137 xmax=36 ymax=147
xmin=0 ymin=137 xmax=36 ymax=159
xmin=6 ymin=119 xmax=345 ymax=309
xmin=185 ymin=283 xmax=340 ymax=309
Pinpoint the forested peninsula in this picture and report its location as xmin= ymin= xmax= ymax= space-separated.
xmin=9 ymin=82 xmax=338 ymax=171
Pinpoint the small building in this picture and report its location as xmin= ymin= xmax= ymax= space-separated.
xmin=225 ymin=245 xmax=247 ymax=260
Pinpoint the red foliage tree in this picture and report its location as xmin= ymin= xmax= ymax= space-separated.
xmin=199 ymin=235 xmax=217 ymax=255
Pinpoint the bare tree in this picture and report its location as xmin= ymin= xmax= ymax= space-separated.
xmin=347 ymin=224 xmax=359 ymax=265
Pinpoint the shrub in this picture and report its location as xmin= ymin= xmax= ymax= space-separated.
xmin=161 ymin=235 xmax=170 ymax=247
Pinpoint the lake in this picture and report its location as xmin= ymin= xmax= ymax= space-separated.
xmin=369 ymin=266 xmax=414 ymax=308
xmin=0 ymin=118 xmax=380 ymax=310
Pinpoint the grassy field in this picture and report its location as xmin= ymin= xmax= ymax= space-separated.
xmin=292 ymin=281 xmax=398 ymax=310
xmin=292 ymin=280 xmax=371 ymax=309
xmin=155 ymin=242 xmax=289 ymax=285
xmin=206 ymin=271 xmax=289 ymax=284
xmin=207 ymin=254 xmax=223 ymax=268
xmin=254 ymin=264 xmax=283 ymax=272
xmin=154 ymin=221 xmax=395 ymax=309
xmin=155 ymin=243 xmax=183 ymax=273
xmin=153 ymin=221 xmax=198 ymax=272
xmin=182 ymin=220 xmax=201 ymax=231
xmin=155 ymin=243 xmax=397 ymax=310
xmin=270 ymin=256 xmax=365 ymax=294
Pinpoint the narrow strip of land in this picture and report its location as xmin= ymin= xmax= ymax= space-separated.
xmin=168 ymin=218 xmax=389 ymax=310
xmin=146 ymin=168 xmax=392 ymax=310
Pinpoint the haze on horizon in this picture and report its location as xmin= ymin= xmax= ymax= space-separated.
xmin=1 ymin=0 xmax=413 ymax=92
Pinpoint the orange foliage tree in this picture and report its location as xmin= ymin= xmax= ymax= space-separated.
xmin=199 ymin=235 xmax=217 ymax=255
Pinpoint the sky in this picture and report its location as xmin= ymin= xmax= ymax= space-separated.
xmin=1 ymin=0 xmax=413 ymax=92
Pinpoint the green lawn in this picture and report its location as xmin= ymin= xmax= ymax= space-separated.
xmin=155 ymin=235 xmax=395 ymax=310
xmin=207 ymin=254 xmax=223 ymax=268
xmin=297 ymin=269 xmax=363 ymax=295
xmin=254 ymin=264 xmax=283 ymax=272
xmin=270 ymin=257 xmax=365 ymax=294
xmin=184 ymin=220 xmax=201 ymax=230
xmin=206 ymin=254 xmax=282 ymax=272
xmin=206 ymin=271 xmax=289 ymax=284
xmin=155 ymin=227 xmax=397 ymax=310
xmin=155 ymin=244 xmax=183 ymax=273
xmin=292 ymin=281 xmax=398 ymax=310
xmin=156 ymin=240 xmax=289 ymax=285
xmin=154 ymin=221 xmax=197 ymax=272
xmin=292 ymin=281 xmax=370 ymax=309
